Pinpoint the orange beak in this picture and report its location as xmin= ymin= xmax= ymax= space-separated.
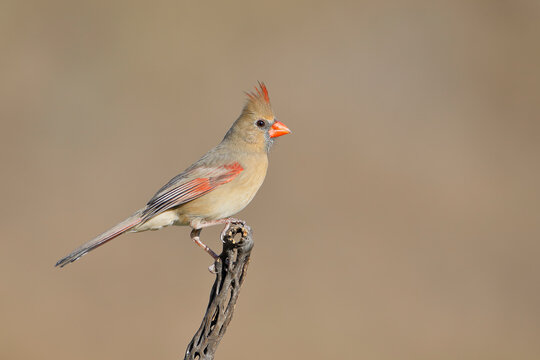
xmin=268 ymin=121 xmax=291 ymax=138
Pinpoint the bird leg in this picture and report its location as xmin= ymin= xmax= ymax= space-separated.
xmin=190 ymin=218 xmax=247 ymax=273
xmin=192 ymin=218 xmax=246 ymax=242
xmin=190 ymin=228 xmax=219 ymax=260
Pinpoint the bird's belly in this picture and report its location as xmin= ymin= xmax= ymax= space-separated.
xmin=177 ymin=168 xmax=266 ymax=221
xmin=201 ymin=187 xmax=257 ymax=219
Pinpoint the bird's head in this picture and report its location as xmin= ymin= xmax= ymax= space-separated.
xmin=223 ymin=82 xmax=291 ymax=152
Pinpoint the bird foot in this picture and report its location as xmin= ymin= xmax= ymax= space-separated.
xmin=226 ymin=218 xmax=246 ymax=226
xmin=219 ymin=218 xmax=246 ymax=243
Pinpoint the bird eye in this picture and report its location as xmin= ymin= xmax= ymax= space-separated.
xmin=256 ymin=119 xmax=266 ymax=128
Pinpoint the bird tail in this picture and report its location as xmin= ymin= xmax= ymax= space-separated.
xmin=55 ymin=210 xmax=144 ymax=268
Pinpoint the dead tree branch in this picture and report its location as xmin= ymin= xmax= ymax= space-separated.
xmin=184 ymin=223 xmax=254 ymax=360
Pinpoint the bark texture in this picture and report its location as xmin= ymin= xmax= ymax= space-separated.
xmin=184 ymin=223 xmax=254 ymax=360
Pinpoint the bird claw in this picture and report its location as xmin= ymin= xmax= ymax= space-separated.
xmin=220 ymin=219 xmax=247 ymax=243
xmin=220 ymin=223 xmax=232 ymax=242
xmin=208 ymin=262 xmax=218 ymax=274
xmin=227 ymin=218 xmax=246 ymax=226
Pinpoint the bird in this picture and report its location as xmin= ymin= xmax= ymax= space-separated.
xmin=55 ymin=82 xmax=290 ymax=267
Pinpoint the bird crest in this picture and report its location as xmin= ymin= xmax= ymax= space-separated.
xmin=243 ymin=82 xmax=273 ymax=118
xmin=246 ymin=82 xmax=270 ymax=104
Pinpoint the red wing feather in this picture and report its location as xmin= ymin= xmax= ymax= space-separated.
xmin=142 ymin=162 xmax=243 ymax=219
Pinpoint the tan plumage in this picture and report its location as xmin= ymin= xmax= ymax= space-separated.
xmin=56 ymin=83 xmax=290 ymax=267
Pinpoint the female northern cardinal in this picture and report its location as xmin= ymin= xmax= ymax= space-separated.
xmin=56 ymin=83 xmax=290 ymax=267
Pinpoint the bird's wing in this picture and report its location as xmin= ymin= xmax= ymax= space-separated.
xmin=142 ymin=162 xmax=243 ymax=219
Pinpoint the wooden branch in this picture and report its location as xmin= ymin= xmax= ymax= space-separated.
xmin=184 ymin=223 xmax=254 ymax=360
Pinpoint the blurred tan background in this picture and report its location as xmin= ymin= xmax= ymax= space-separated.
xmin=1 ymin=1 xmax=539 ymax=359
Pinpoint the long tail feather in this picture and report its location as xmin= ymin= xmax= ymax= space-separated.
xmin=55 ymin=211 xmax=143 ymax=268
